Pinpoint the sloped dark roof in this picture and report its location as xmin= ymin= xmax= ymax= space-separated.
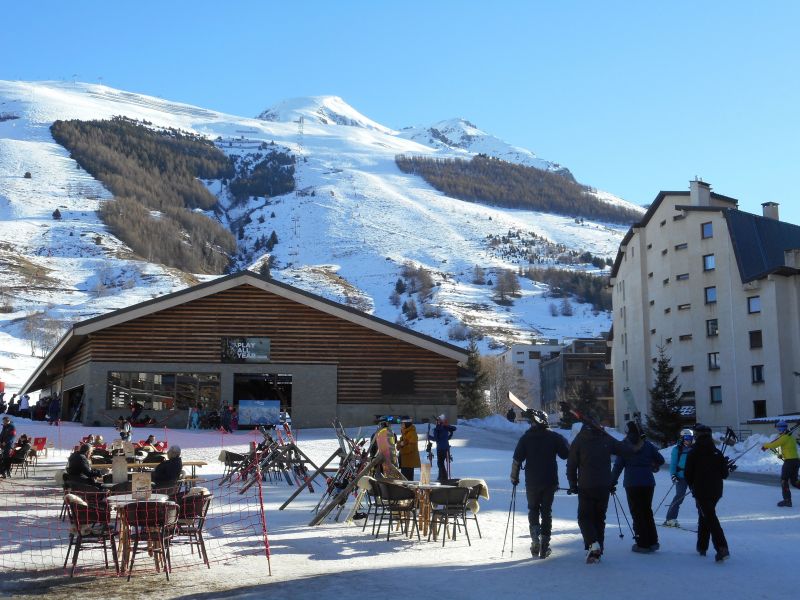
xmin=725 ymin=210 xmax=800 ymax=283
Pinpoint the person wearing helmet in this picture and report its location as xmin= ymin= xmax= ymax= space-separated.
xmin=610 ymin=421 xmax=665 ymax=553
xmin=684 ymin=424 xmax=729 ymax=562
xmin=428 ymin=414 xmax=456 ymax=481
xmin=511 ymin=409 xmax=569 ymax=558
xmin=761 ymin=420 xmax=800 ymax=507
xmin=663 ymin=429 xmax=694 ymax=527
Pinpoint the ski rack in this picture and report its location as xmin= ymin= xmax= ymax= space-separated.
xmin=309 ymin=455 xmax=383 ymax=526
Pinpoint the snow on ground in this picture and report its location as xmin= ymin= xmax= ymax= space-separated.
xmin=1 ymin=414 xmax=797 ymax=600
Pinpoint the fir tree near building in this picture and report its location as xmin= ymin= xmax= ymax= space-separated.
xmin=644 ymin=344 xmax=683 ymax=448
xmin=457 ymin=339 xmax=489 ymax=419
xmin=558 ymin=380 xmax=606 ymax=428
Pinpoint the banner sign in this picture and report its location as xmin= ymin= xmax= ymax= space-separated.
xmin=238 ymin=400 xmax=281 ymax=426
xmin=221 ymin=337 xmax=271 ymax=363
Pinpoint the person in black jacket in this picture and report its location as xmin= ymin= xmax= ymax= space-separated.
xmin=684 ymin=423 xmax=730 ymax=562
xmin=0 ymin=416 xmax=16 ymax=478
xmin=66 ymin=444 xmax=103 ymax=487
xmin=567 ymin=415 xmax=628 ymax=563
xmin=152 ymin=445 xmax=183 ymax=491
xmin=611 ymin=421 xmax=665 ymax=553
xmin=511 ymin=409 xmax=569 ymax=558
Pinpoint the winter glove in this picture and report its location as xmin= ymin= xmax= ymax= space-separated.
xmin=761 ymin=445 xmax=767 ymax=451
xmin=567 ymin=486 xmax=578 ymax=495
xmin=671 ymin=475 xmax=679 ymax=483
xmin=609 ymin=484 xmax=617 ymax=494
xmin=510 ymin=461 xmax=520 ymax=487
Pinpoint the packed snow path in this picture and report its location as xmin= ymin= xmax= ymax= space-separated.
xmin=0 ymin=419 xmax=797 ymax=599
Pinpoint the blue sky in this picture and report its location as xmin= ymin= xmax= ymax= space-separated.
xmin=3 ymin=1 xmax=799 ymax=220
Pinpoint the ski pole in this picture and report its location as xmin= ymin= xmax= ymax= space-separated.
xmin=612 ymin=492 xmax=635 ymax=538
xmin=510 ymin=485 xmax=516 ymax=557
xmin=654 ymin=481 xmax=675 ymax=514
xmin=501 ymin=485 xmax=516 ymax=557
xmin=612 ymin=490 xmax=624 ymax=538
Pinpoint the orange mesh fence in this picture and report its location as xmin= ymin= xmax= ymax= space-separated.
xmin=0 ymin=475 xmax=270 ymax=577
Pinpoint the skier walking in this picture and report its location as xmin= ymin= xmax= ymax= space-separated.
xmin=611 ymin=421 xmax=665 ymax=553
xmin=429 ymin=414 xmax=456 ymax=482
xmin=510 ymin=409 xmax=569 ymax=558
xmin=566 ymin=411 xmax=628 ymax=563
xmin=684 ymin=423 xmax=730 ymax=562
xmin=761 ymin=420 xmax=800 ymax=507
xmin=663 ymin=428 xmax=694 ymax=526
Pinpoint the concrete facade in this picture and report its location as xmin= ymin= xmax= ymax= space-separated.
xmin=498 ymin=342 xmax=563 ymax=410
xmin=610 ymin=180 xmax=800 ymax=432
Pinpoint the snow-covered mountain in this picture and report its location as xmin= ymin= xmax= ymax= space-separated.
xmin=0 ymin=80 xmax=644 ymax=393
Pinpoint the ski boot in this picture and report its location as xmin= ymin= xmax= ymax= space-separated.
xmin=539 ymin=537 xmax=551 ymax=559
xmin=530 ymin=536 xmax=540 ymax=558
xmin=714 ymin=547 xmax=730 ymax=562
xmin=777 ymin=500 xmax=792 ymax=507
xmin=662 ymin=519 xmax=679 ymax=527
xmin=586 ymin=542 xmax=602 ymax=564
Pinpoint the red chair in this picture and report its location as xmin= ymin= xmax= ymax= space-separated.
xmin=32 ymin=437 xmax=47 ymax=465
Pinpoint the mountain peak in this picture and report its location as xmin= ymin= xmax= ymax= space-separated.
xmin=256 ymin=95 xmax=394 ymax=134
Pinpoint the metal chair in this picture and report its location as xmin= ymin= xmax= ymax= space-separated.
xmin=172 ymin=492 xmax=213 ymax=567
xmin=123 ymin=500 xmax=179 ymax=580
xmin=63 ymin=494 xmax=119 ymax=576
xmin=375 ymin=481 xmax=419 ymax=541
xmin=428 ymin=486 xmax=471 ymax=546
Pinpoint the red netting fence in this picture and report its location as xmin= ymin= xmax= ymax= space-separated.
xmin=0 ymin=474 xmax=271 ymax=578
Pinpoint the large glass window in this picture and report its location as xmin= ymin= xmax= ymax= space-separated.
xmin=703 ymin=254 xmax=716 ymax=271
xmin=749 ymin=330 xmax=763 ymax=349
xmin=701 ymin=222 xmax=713 ymax=239
xmin=107 ymin=371 xmax=220 ymax=411
xmin=748 ymin=296 xmax=761 ymax=313
xmin=705 ymin=286 xmax=717 ymax=304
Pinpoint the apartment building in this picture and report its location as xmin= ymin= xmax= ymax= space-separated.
xmin=540 ymin=338 xmax=614 ymax=423
xmin=610 ymin=179 xmax=800 ymax=432
xmin=498 ymin=341 xmax=563 ymax=410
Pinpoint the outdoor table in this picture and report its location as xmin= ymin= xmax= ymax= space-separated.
xmin=107 ymin=493 xmax=170 ymax=572
xmin=182 ymin=460 xmax=208 ymax=479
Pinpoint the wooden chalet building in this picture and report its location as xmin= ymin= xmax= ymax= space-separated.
xmin=20 ymin=272 xmax=469 ymax=428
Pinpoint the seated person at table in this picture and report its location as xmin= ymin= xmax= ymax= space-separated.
xmin=66 ymin=444 xmax=104 ymax=487
xmin=8 ymin=435 xmax=32 ymax=474
xmin=152 ymin=445 xmax=183 ymax=491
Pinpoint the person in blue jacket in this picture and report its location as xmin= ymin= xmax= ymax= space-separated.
xmin=663 ymin=429 xmax=694 ymax=527
xmin=428 ymin=414 xmax=456 ymax=481
xmin=611 ymin=421 xmax=665 ymax=553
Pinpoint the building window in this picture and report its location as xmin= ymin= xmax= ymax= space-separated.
xmin=662 ymin=249 xmax=668 ymax=256
xmin=650 ymin=328 xmax=656 ymax=335
xmin=710 ymin=386 xmax=722 ymax=403
xmin=679 ymin=334 xmax=693 ymax=341
xmin=748 ymin=296 xmax=761 ymax=313
xmin=529 ymin=351 xmax=541 ymax=359
xmin=647 ymin=243 xmax=652 ymax=249
xmin=663 ymin=278 xmax=670 ymax=286
xmin=675 ymin=243 xmax=688 ymax=251
xmin=706 ymin=319 xmax=719 ymax=337
xmin=665 ymin=337 xmax=673 ymax=344
xmin=751 ymin=365 xmax=764 ymax=384
xmin=652 ymin=357 xmax=657 ymax=364
xmin=705 ymin=286 xmax=717 ymax=304
xmin=708 ymin=352 xmax=721 ymax=370
xmin=681 ymin=365 xmax=694 ymax=372
xmin=648 ymin=272 xmax=653 ymax=278
xmin=650 ymin=299 xmax=655 ymax=306
xmin=664 ymin=307 xmax=671 ymax=314
xmin=107 ymin=371 xmax=220 ymax=411
xmin=660 ymin=220 xmax=667 ymax=227
xmin=381 ymin=370 xmax=416 ymax=394
xmin=753 ymin=400 xmax=767 ymax=419
xmin=749 ymin=330 xmax=763 ymax=349
xmin=676 ymin=273 xmax=689 ymax=281
xmin=703 ymin=254 xmax=716 ymax=271
xmin=678 ymin=303 xmax=691 ymax=311
xmin=701 ymin=222 xmax=713 ymax=239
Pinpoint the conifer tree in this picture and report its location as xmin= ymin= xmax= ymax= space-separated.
xmin=457 ymin=339 xmax=489 ymax=419
xmin=644 ymin=345 xmax=683 ymax=447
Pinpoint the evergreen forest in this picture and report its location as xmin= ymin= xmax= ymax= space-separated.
xmin=51 ymin=117 xmax=236 ymax=274
xmin=395 ymin=154 xmax=642 ymax=225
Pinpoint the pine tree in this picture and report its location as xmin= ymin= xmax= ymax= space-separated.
xmin=458 ymin=339 xmax=489 ymax=418
xmin=644 ymin=345 xmax=683 ymax=447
